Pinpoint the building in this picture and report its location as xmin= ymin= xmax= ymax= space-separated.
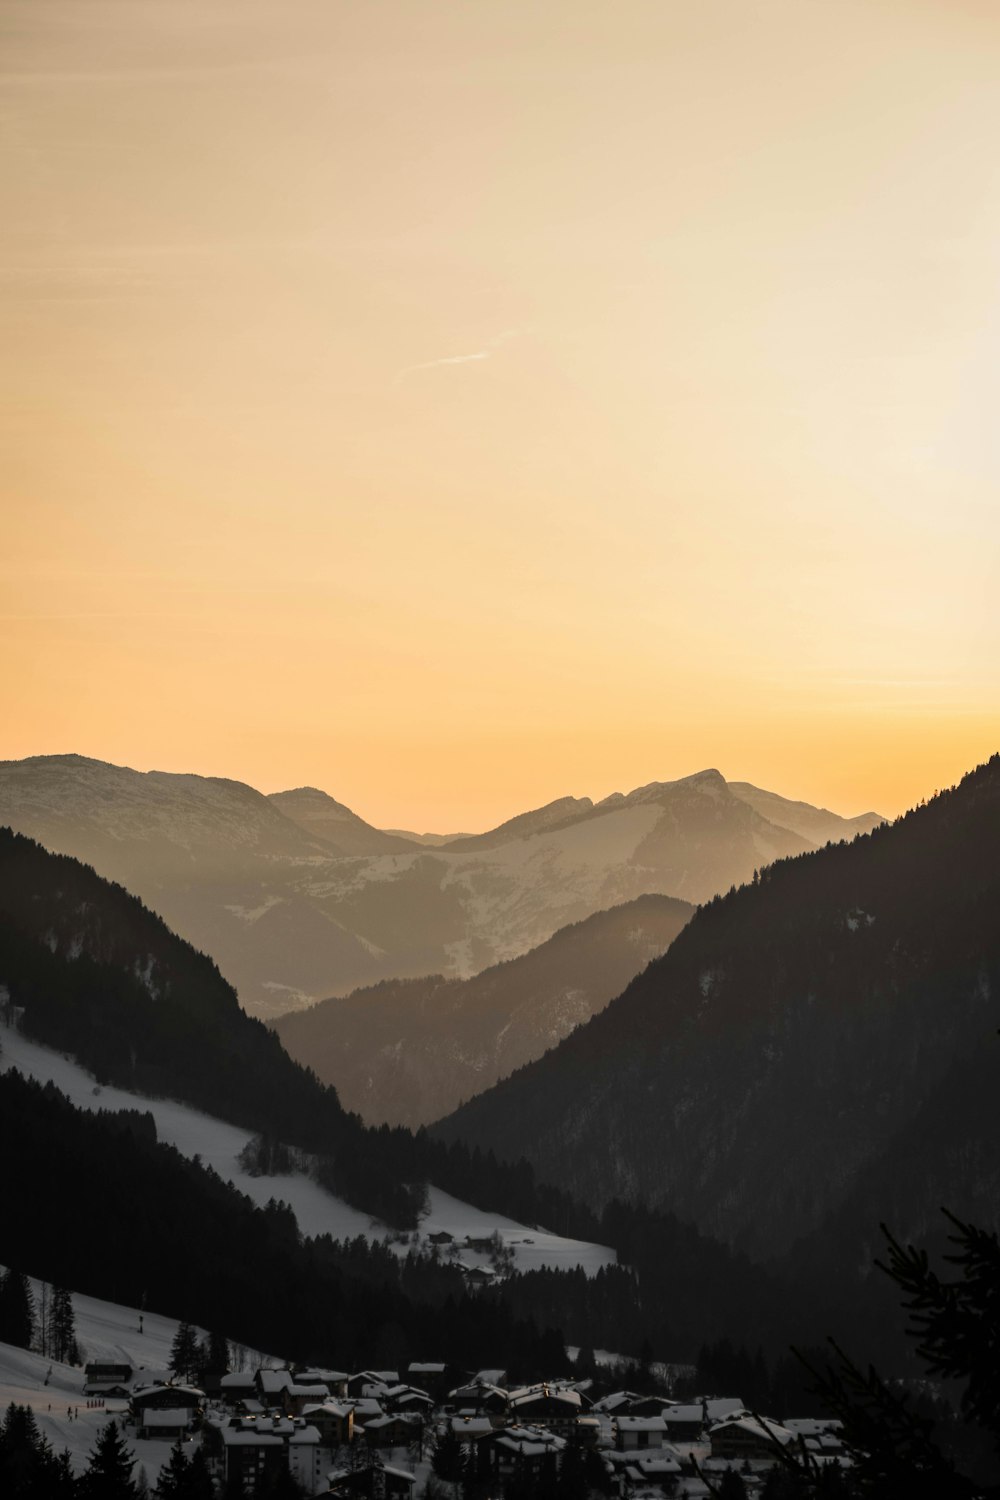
xmin=709 ymin=1415 xmax=795 ymax=1462
xmin=615 ymin=1416 xmax=668 ymax=1451
xmin=506 ymin=1385 xmax=587 ymax=1434
xmin=83 ymin=1362 xmax=133 ymax=1396
xmin=661 ymin=1404 xmax=704 ymax=1442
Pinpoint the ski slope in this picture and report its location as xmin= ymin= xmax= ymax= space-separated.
xmin=0 ymin=1277 xmax=273 ymax=1487
xmin=0 ymin=1023 xmax=614 ymax=1275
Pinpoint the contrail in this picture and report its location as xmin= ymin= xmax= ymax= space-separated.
xmin=394 ymin=330 xmax=518 ymax=383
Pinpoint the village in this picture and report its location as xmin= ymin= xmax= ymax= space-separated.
xmin=75 ymin=1325 xmax=849 ymax=1499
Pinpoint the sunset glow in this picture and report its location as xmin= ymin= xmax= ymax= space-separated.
xmin=3 ymin=0 xmax=998 ymax=828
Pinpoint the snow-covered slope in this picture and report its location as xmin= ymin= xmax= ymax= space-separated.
xmin=0 ymin=1023 xmax=613 ymax=1276
xmin=0 ymin=1279 xmax=272 ymax=1486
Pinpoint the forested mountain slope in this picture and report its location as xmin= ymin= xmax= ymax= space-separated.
xmin=436 ymin=757 xmax=1000 ymax=1263
xmin=273 ymin=894 xmax=694 ymax=1127
xmin=0 ymin=826 xmax=423 ymax=1225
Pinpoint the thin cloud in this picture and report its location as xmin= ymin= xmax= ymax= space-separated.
xmin=394 ymin=330 xmax=518 ymax=384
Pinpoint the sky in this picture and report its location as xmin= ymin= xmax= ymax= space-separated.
xmin=2 ymin=0 xmax=998 ymax=831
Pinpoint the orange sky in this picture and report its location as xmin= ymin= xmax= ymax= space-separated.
xmin=2 ymin=0 xmax=998 ymax=830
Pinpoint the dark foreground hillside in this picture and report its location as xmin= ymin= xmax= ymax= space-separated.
xmin=436 ymin=757 xmax=1000 ymax=1267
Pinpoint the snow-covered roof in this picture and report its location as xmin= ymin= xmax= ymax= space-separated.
xmin=289 ymin=1424 xmax=322 ymax=1444
xmin=633 ymin=1455 xmax=682 ymax=1475
xmin=492 ymin=1424 xmax=566 ymax=1452
xmin=132 ymin=1382 xmax=203 ymax=1404
xmin=221 ymin=1373 xmax=256 ymax=1388
xmin=448 ymin=1381 xmax=506 ymax=1401
xmin=593 ymin=1390 xmax=643 ymax=1414
xmin=703 ymin=1398 xmax=746 ymax=1422
xmin=303 ymin=1401 xmax=353 ymax=1419
xmin=223 ymin=1429 xmax=284 ymax=1447
xmin=663 ymin=1404 xmax=703 ymax=1423
xmin=509 ymin=1385 xmax=582 ymax=1409
xmin=616 ymin=1416 xmax=667 ymax=1432
xmin=349 ymin=1399 xmax=385 ymax=1418
xmin=258 ymin=1369 xmax=293 ymax=1393
xmin=782 ymin=1418 xmax=843 ymax=1437
xmin=709 ymin=1415 xmax=794 ymax=1446
xmin=450 ymin=1417 xmax=493 ymax=1436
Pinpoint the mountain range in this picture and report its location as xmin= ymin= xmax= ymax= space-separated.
xmin=0 ymin=824 xmax=817 ymax=1367
xmin=273 ymin=893 xmax=694 ymax=1128
xmin=434 ymin=756 xmax=1000 ymax=1273
xmin=0 ymin=754 xmax=882 ymax=1016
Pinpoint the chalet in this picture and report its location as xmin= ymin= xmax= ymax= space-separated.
xmin=507 ymin=1385 xmax=585 ymax=1434
xmin=405 ymin=1362 xmax=450 ymax=1400
xmin=783 ymin=1417 xmax=844 ymax=1453
xmin=220 ymin=1372 xmax=257 ymax=1404
xmin=348 ymin=1399 xmax=386 ymax=1431
xmin=709 ymin=1415 xmax=795 ymax=1462
xmin=703 ymin=1397 xmax=747 ymax=1426
xmin=449 ymin=1415 xmax=494 ymax=1443
xmin=464 ymin=1236 xmax=495 ymax=1253
xmin=459 ymin=1265 xmax=496 ymax=1289
xmin=135 ymin=1408 xmax=193 ymax=1441
xmin=614 ymin=1416 xmax=668 ymax=1452
xmin=618 ymin=1453 xmax=683 ymax=1493
xmin=298 ymin=1369 xmax=350 ymax=1398
xmin=446 ymin=1380 xmax=508 ymax=1418
xmin=478 ymin=1425 xmax=566 ymax=1485
xmin=347 ymin=1371 xmax=399 ymax=1398
xmin=256 ymin=1368 xmax=293 ymax=1405
xmin=325 ymin=1460 xmax=416 ymax=1500
xmin=628 ymin=1395 xmax=677 ymax=1418
xmin=301 ymin=1401 xmax=354 ymax=1448
xmin=378 ymin=1383 xmax=431 ymax=1411
xmin=131 ymin=1383 xmax=203 ymax=1419
xmin=254 ymin=1367 xmax=331 ymax=1415
xmin=574 ymin=1416 xmax=602 ymax=1449
xmin=83 ymin=1362 xmax=133 ymax=1395
xmin=285 ymin=1380 xmax=331 ymax=1416
xmin=661 ymin=1404 xmax=704 ymax=1442
xmin=593 ymin=1390 xmax=644 ymax=1416
xmin=427 ymin=1231 xmax=454 ymax=1246
xmin=363 ymin=1412 xmax=423 ymax=1448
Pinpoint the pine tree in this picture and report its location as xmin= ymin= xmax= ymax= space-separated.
xmin=185 ymin=1448 xmax=215 ymax=1500
xmin=155 ymin=1438 xmax=191 ymax=1497
xmin=80 ymin=1419 xmax=138 ymax=1499
xmin=50 ymin=1286 xmax=79 ymax=1365
xmin=556 ymin=1439 xmax=588 ymax=1500
xmin=168 ymin=1322 xmax=200 ymax=1385
xmin=431 ymin=1427 xmax=466 ymax=1496
xmin=0 ymin=1270 xmax=35 ymax=1350
xmin=199 ymin=1328 xmax=229 ymax=1380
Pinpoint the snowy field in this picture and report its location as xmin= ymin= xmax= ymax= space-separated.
xmin=1 ymin=1023 xmax=614 ymax=1276
xmin=0 ymin=1277 xmax=273 ymax=1487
